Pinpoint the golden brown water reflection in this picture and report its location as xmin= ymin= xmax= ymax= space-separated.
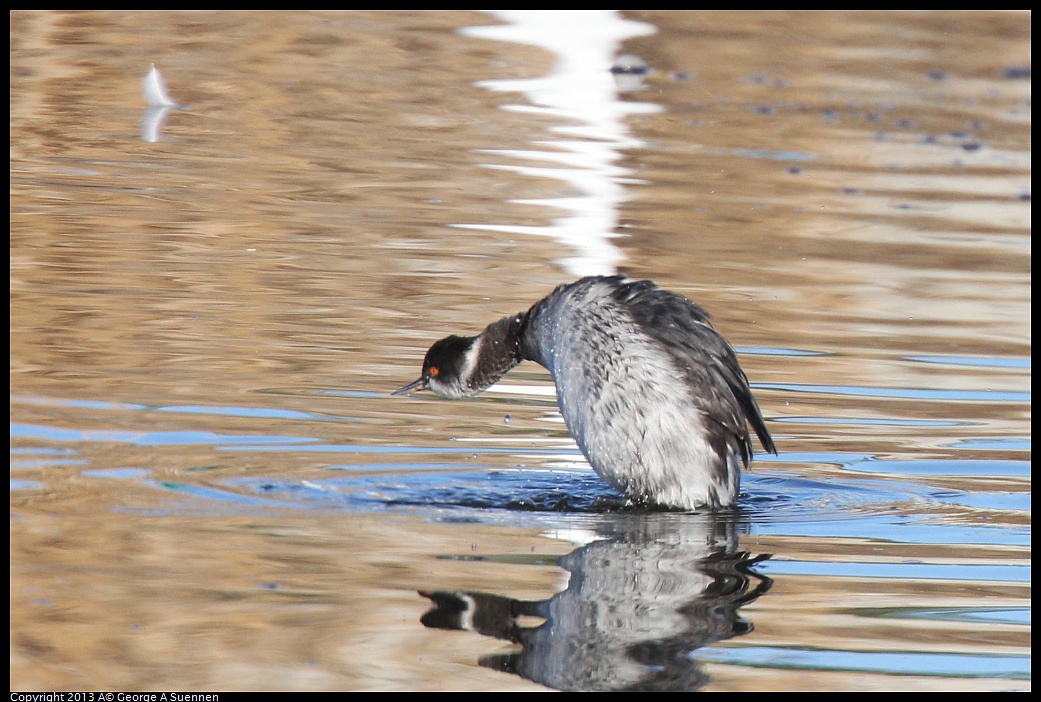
xmin=11 ymin=11 xmax=1030 ymax=691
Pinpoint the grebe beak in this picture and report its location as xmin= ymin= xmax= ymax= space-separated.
xmin=392 ymin=376 xmax=428 ymax=396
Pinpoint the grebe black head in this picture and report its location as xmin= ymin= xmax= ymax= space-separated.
xmin=392 ymin=335 xmax=479 ymax=399
xmin=394 ymin=275 xmax=776 ymax=510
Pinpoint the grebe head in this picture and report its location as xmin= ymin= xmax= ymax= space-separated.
xmin=393 ymin=334 xmax=481 ymax=399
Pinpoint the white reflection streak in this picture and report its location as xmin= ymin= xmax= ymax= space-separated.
xmin=459 ymin=11 xmax=660 ymax=277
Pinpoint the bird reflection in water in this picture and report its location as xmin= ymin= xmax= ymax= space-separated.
xmin=419 ymin=512 xmax=771 ymax=691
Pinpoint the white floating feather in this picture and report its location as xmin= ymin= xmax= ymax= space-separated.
xmin=142 ymin=63 xmax=177 ymax=108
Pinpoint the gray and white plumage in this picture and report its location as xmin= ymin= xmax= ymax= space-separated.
xmin=394 ymin=276 xmax=776 ymax=510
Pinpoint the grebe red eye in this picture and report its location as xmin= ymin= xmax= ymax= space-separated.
xmin=429 ymin=367 xmax=440 ymax=377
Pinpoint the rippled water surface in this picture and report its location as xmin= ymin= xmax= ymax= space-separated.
xmin=10 ymin=10 xmax=1030 ymax=691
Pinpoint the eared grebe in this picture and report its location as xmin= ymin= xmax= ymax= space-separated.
xmin=394 ymin=275 xmax=776 ymax=510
